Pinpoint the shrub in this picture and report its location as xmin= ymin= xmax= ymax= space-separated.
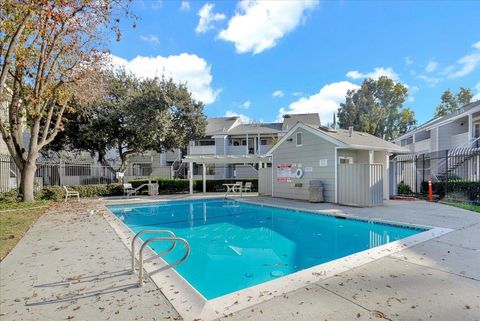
xmin=128 ymin=178 xmax=258 ymax=194
xmin=397 ymin=181 xmax=413 ymax=195
xmin=41 ymin=184 xmax=123 ymax=200
xmin=0 ymin=190 xmax=22 ymax=203
xmin=421 ymin=180 xmax=480 ymax=203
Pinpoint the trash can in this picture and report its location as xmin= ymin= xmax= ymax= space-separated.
xmin=308 ymin=180 xmax=324 ymax=203
xmin=148 ymin=182 xmax=159 ymax=196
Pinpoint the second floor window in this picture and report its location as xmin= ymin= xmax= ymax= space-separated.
xmin=296 ymin=132 xmax=303 ymax=146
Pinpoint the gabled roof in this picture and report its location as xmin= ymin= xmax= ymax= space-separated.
xmin=394 ymin=100 xmax=480 ymax=141
xmin=282 ymin=113 xmax=320 ymax=131
xmin=203 ymin=113 xmax=321 ymax=136
xmin=205 ymin=117 xmax=241 ymax=135
xmin=226 ymin=123 xmax=283 ymax=135
xmin=268 ymin=123 xmax=409 ymax=154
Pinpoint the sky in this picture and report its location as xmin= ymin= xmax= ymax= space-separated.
xmin=108 ymin=0 xmax=480 ymax=126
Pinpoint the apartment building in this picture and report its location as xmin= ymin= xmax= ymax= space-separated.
xmin=187 ymin=113 xmax=320 ymax=179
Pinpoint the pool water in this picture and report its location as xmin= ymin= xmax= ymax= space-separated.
xmin=107 ymin=199 xmax=424 ymax=300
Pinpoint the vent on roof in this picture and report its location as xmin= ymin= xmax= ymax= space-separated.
xmin=319 ymin=125 xmax=337 ymax=133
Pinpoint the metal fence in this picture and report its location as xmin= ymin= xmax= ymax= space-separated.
xmin=393 ymin=147 xmax=480 ymax=204
xmin=0 ymin=154 xmax=172 ymax=193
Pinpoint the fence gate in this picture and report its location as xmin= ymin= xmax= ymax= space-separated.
xmin=338 ymin=164 xmax=383 ymax=207
xmin=258 ymin=167 xmax=272 ymax=196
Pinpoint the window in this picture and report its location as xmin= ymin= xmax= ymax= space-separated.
xmin=260 ymin=139 xmax=268 ymax=145
xmin=339 ymin=157 xmax=353 ymax=164
xmin=296 ymin=132 xmax=303 ymax=146
xmin=475 ymin=123 xmax=480 ymax=138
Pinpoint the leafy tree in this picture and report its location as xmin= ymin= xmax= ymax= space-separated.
xmin=0 ymin=1 xmax=131 ymax=201
xmin=52 ymin=70 xmax=207 ymax=175
xmin=434 ymin=87 xmax=473 ymax=117
xmin=456 ymin=87 xmax=473 ymax=106
xmin=337 ymin=76 xmax=416 ymax=140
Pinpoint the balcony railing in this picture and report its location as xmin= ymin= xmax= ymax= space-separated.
xmin=188 ymin=145 xmax=216 ymax=155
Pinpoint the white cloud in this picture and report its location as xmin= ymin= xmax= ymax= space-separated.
xmin=196 ymin=3 xmax=226 ymax=34
xmin=292 ymin=91 xmax=303 ymax=96
xmin=272 ymin=90 xmax=284 ymax=98
xmin=346 ymin=67 xmax=400 ymax=81
xmin=224 ymin=111 xmax=254 ymax=124
xmin=417 ymin=74 xmax=441 ymax=87
xmin=473 ymin=82 xmax=480 ymax=101
xmin=409 ymin=85 xmax=419 ymax=94
xmin=277 ymin=81 xmax=359 ymax=124
xmin=180 ymin=1 xmax=190 ymax=11
xmin=442 ymin=40 xmax=480 ymax=79
xmin=405 ymin=56 xmax=414 ymax=65
xmin=110 ymin=53 xmax=220 ymax=104
xmin=218 ymin=0 xmax=319 ymax=54
xmin=425 ymin=60 xmax=438 ymax=73
xmin=241 ymin=100 xmax=251 ymax=109
xmin=407 ymin=96 xmax=415 ymax=103
xmin=140 ymin=34 xmax=159 ymax=45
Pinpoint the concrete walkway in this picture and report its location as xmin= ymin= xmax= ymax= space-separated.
xmin=1 ymin=197 xmax=479 ymax=321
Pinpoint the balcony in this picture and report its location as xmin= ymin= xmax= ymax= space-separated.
xmin=227 ymin=146 xmax=249 ymax=155
xmin=188 ymin=145 xmax=216 ymax=155
xmin=414 ymin=139 xmax=431 ymax=153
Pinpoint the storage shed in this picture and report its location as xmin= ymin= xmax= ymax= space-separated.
xmin=265 ymin=123 xmax=408 ymax=206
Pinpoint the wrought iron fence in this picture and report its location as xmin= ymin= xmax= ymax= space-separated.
xmin=0 ymin=154 xmax=172 ymax=193
xmin=393 ymin=147 xmax=480 ymax=204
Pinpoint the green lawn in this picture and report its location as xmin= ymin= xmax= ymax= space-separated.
xmin=0 ymin=201 xmax=50 ymax=261
xmin=441 ymin=201 xmax=480 ymax=213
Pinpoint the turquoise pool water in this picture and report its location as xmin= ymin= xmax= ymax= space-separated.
xmin=107 ymin=199 xmax=424 ymax=300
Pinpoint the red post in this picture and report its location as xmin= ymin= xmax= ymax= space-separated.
xmin=428 ymin=180 xmax=433 ymax=202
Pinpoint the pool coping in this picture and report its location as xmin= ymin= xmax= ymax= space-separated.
xmin=102 ymin=197 xmax=453 ymax=321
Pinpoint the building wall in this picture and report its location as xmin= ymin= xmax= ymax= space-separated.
xmin=272 ymin=127 xmax=336 ymax=202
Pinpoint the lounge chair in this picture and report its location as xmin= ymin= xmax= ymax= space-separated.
xmin=240 ymin=182 xmax=252 ymax=196
xmin=63 ymin=186 xmax=80 ymax=202
xmin=123 ymin=183 xmax=134 ymax=196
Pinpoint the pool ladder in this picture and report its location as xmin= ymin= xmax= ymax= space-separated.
xmin=131 ymin=230 xmax=190 ymax=286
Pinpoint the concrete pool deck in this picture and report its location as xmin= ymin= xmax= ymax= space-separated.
xmin=1 ymin=195 xmax=479 ymax=321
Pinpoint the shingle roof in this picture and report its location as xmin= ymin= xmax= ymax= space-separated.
xmin=226 ymin=123 xmax=284 ymax=135
xmin=316 ymin=127 xmax=409 ymax=152
xmin=394 ymin=100 xmax=480 ymax=141
xmin=282 ymin=113 xmax=320 ymax=131
xmin=203 ymin=113 xmax=321 ymax=136
xmin=205 ymin=117 xmax=240 ymax=135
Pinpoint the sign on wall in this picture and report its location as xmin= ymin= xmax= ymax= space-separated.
xmin=276 ymin=163 xmax=292 ymax=182
xmin=319 ymin=159 xmax=328 ymax=167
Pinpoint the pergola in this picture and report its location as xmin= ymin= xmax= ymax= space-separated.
xmin=182 ymin=155 xmax=272 ymax=195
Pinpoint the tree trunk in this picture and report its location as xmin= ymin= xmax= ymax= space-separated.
xmin=19 ymin=160 xmax=37 ymax=202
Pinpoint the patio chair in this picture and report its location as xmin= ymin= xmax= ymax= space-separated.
xmin=235 ymin=181 xmax=243 ymax=193
xmin=123 ymin=183 xmax=134 ymax=196
xmin=242 ymin=182 xmax=253 ymax=193
xmin=63 ymin=186 xmax=80 ymax=202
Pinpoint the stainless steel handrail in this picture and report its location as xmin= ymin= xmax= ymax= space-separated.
xmin=138 ymin=237 xmax=190 ymax=287
xmin=131 ymin=230 xmax=176 ymax=272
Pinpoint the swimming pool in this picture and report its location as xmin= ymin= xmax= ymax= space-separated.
xmin=107 ymin=198 xmax=427 ymax=300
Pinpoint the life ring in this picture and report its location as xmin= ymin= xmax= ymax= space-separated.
xmin=295 ymin=168 xmax=304 ymax=179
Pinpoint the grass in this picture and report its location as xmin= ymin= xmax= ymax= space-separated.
xmin=0 ymin=199 xmax=49 ymax=211
xmin=441 ymin=201 xmax=480 ymax=213
xmin=0 ymin=201 xmax=50 ymax=261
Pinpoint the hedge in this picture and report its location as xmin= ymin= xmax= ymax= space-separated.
xmin=420 ymin=180 xmax=480 ymax=202
xmin=41 ymin=184 xmax=124 ymax=200
xmin=128 ymin=177 xmax=258 ymax=194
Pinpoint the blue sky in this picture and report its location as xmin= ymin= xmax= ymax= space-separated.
xmin=109 ymin=0 xmax=480 ymax=125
